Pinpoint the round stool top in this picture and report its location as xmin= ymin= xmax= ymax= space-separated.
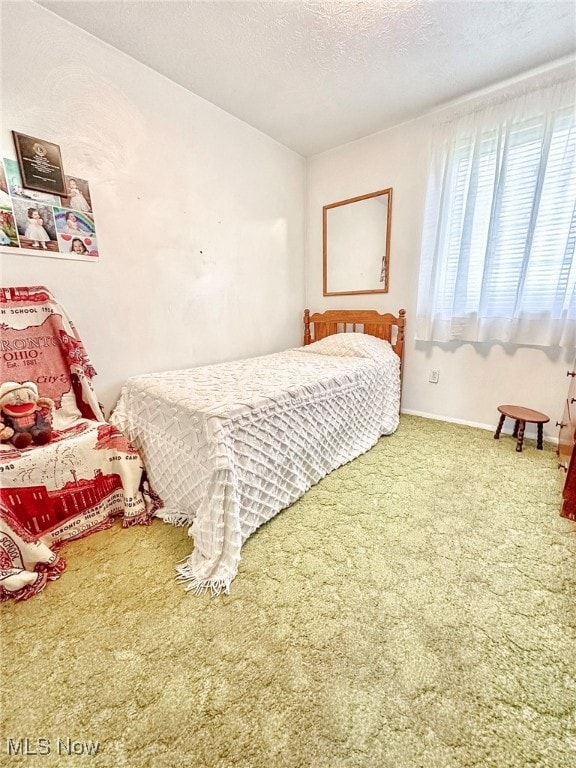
xmin=497 ymin=404 xmax=550 ymax=424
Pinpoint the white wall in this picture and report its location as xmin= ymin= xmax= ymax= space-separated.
xmin=0 ymin=1 xmax=305 ymax=413
xmin=306 ymin=66 xmax=574 ymax=443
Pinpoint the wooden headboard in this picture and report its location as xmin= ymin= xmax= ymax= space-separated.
xmin=303 ymin=308 xmax=406 ymax=372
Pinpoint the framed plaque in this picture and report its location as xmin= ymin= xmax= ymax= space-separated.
xmin=12 ymin=131 xmax=67 ymax=196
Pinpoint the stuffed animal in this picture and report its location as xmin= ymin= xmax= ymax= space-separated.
xmin=0 ymin=381 xmax=54 ymax=449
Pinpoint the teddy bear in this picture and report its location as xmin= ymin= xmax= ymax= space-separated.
xmin=0 ymin=381 xmax=54 ymax=449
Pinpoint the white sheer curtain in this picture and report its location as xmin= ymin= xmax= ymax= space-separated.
xmin=416 ymin=76 xmax=576 ymax=347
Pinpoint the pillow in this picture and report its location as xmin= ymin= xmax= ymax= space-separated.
xmin=300 ymin=332 xmax=394 ymax=360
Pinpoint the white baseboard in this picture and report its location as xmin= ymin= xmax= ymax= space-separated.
xmin=400 ymin=408 xmax=558 ymax=445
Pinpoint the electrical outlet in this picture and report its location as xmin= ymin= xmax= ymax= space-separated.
xmin=429 ymin=369 xmax=440 ymax=384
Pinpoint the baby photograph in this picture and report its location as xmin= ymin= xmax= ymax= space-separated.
xmin=0 ymin=161 xmax=12 ymax=208
xmin=54 ymin=207 xmax=96 ymax=235
xmin=0 ymin=208 xmax=20 ymax=248
xmin=58 ymin=233 xmax=98 ymax=259
xmin=11 ymin=198 xmax=58 ymax=251
xmin=61 ymin=175 xmax=92 ymax=213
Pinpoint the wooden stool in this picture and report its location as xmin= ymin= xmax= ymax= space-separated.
xmin=494 ymin=405 xmax=550 ymax=452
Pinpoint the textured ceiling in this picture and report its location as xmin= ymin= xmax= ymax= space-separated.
xmin=36 ymin=0 xmax=576 ymax=156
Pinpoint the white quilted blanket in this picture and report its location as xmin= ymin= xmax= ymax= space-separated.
xmin=111 ymin=334 xmax=400 ymax=594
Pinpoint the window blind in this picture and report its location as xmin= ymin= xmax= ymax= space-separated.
xmin=417 ymin=76 xmax=576 ymax=347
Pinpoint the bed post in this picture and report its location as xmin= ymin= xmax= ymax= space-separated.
xmin=398 ymin=309 xmax=406 ymax=345
xmin=397 ymin=308 xmax=406 ymax=381
xmin=395 ymin=309 xmax=406 ymax=390
xmin=304 ymin=309 xmax=311 ymax=345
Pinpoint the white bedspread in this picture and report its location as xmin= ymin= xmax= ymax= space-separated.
xmin=111 ymin=334 xmax=400 ymax=594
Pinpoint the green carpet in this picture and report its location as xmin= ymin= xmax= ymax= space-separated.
xmin=1 ymin=415 xmax=574 ymax=768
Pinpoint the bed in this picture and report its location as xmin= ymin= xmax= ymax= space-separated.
xmin=110 ymin=308 xmax=406 ymax=594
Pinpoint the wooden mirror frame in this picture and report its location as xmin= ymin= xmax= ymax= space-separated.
xmin=323 ymin=188 xmax=392 ymax=297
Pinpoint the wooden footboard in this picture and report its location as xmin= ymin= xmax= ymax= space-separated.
xmin=303 ymin=307 xmax=406 ymax=375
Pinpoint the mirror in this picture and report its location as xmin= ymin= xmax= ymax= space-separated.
xmin=323 ymin=188 xmax=392 ymax=296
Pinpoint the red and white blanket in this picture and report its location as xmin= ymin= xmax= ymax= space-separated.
xmin=0 ymin=501 xmax=66 ymax=600
xmin=0 ymin=286 xmax=152 ymax=601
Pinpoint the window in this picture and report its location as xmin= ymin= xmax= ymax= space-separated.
xmin=416 ymin=76 xmax=576 ymax=347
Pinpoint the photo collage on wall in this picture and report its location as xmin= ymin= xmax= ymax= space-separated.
xmin=0 ymin=158 xmax=98 ymax=261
